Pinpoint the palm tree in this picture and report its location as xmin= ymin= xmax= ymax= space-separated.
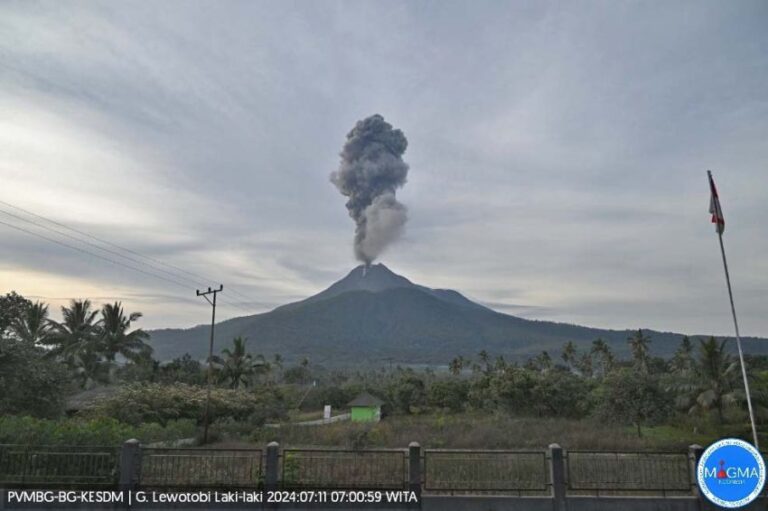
xmin=670 ymin=336 xmax=695 ymax=376
xmin=449 ymin=356 xmax=465 ymax=376
xmin=99 ymin=302 xmax=152 ymax=366
xmin=628 ymin=329 xmax=652 ymax=374
xmin=213 ymin=336 xmax=256 ymax=389
xmin=591 ymin=338 xmax=614 ymax=377
xmin=10 ymin=301 xmax=52 ymax=344
xmin=562 ymin=341 xmax=577 ymax=371
xmin=534 ymin=350 xmax=553 ymax=371
xmin=686 ymin=337 xmax=739 ymax=423
xmin=253 ymin=353 xmax=272 ymax=384
xmin=448 ymin=357 xmax=461 ymax=376
xmin=45 ymin=299 xmax=104 ymax=387
xmin=478 ymin=350 xmax=491 ymax=373
xmin=577 ymin=352 xmax=593 ymax=378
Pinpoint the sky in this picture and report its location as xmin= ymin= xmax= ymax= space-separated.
xmin=1 ymin=1 xmax=767 ymax=337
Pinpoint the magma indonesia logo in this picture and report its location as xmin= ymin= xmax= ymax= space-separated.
xmin=697 ymin=438 xmax=765 ymax=508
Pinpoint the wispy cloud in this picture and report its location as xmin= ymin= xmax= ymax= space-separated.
xmin=1 ymin=1 xmax=766 ymax=336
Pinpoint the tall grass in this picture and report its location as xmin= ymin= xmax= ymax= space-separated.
xmin=248 ymin=413 xmax=714 ymax=450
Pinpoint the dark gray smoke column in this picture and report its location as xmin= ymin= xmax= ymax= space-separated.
xmin=331 ymin=114 xmax=409 ymax=264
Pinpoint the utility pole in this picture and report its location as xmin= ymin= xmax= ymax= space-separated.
xmin=197 ymin=285 xmax=223 ymax=445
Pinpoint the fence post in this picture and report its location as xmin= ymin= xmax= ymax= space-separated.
xmin=119 ymin=439 xmax=141 ymax=491
xmin=408 ymin=442 xmax=422 ymax=498
xmin=689 ymin=444 xmax=709 ymax=510
xmin=265 ymin=441 xmax=280 ymax=490
xmin=549 ymin=443 xmax=566 ymax=511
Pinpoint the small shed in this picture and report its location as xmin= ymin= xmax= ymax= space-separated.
xmin=347 ymin=392 xmax=384 ymax=422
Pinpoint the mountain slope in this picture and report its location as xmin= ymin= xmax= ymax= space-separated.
xmin=296 ymin=263 xmax=489 ymax=312
xmin=147 ymin=264 xmax=768 ymax=365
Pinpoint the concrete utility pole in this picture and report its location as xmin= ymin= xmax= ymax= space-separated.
xmin=196 ymin=285 xmax=223 ymax=445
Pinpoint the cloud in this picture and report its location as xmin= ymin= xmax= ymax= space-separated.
xmin=0 ymin=0 xmax=767 ymax=335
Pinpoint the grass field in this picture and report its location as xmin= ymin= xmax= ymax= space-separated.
xmin=211 ymin=413 xmax=718 ymax=451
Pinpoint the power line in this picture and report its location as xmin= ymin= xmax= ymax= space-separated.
xmin=0 ymin=218 xmax=253 ymax=314
xmin=0 ymin=207 xmax=204 ymax=288
xmin=0 ymin=219 xmax=196 ymax=289
xmin=0 ymin=203 xmax=256 ymax=313
xmin=0 ymin=198 xmax=259 ymax=304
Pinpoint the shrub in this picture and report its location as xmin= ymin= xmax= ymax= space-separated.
xmin=427 ymin=379 xmax=469 ymax=412
xmin=596 ymin=369 xmax=673 ymax=437
xmin=90 ymin=383 xmax=288 ymax=426
xmin=0 ymin=416 xmax=196 ymax=446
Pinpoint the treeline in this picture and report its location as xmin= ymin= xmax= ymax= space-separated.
xmin=0 ymin=291 xmax=308 ymax=418
xmin=3 ymin=291 xmax=768 ymax=443
xmin=1 ymin=291 xmax=156 ymax=416
xmin=361 ymin=331 xmax=768 ymax=438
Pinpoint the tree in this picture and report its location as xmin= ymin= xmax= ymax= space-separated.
xmin=0 ymin=291 xmax=32 ymax=338
xmin=99 ymin=302 xmax=152 ymax=367
xmin=117 ymin=350 xmax=160 ymax=383
xmin=158 ymin=354 xmax=204 ymax=385
xmin=678 ymin=337 xmax=740 ymax=423
xmin=252 ymin=353 xmax=272 ymax=384
xmin=10 ymin=301 xmax=52 ymax=344
xmin=577 ymin=352 xmax=593 ymax=378
xmin=478 ymin=350 xmax=491 ymax=374
xmin=283 ymin=364 xmax=312 ymax=385
xmin=389 ymin=372 xmax=427 ymax=414
xmin=670 ymin=336 xmax=695 ymax=376
xmin=628 ymin=329 xmax=652 ymax=374
xmin=562 ymin=341 xmax=577 ymax=371
xmin=213 ymin=336 xmax=256 ymax=389
xmin=45 ymin=300 xmax=104 ymax=387
xmin=599 ymin=369 xmax=672 ymax=437
xmin=591 ymin=338 xmax=614 ymax=377
xmin=527 ymin=351 xmax=553 ymax=372
xmin=531 ymin=369 xmax=593 ymax=418
xmin=0 ymin=335 xmax=69 ymax=417
xmin=448 ymin=356 xmax=465 ymax=376
xmin=428 ymin=379 xmax=469 ymax=412
xmin=491 ymin=367 xmax=538 ymax=414
xmin=272 ymin=354 xmax=284 ymax=381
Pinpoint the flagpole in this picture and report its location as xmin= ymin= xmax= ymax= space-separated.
xmin=714 ymin=202 xmax=759 ymax=450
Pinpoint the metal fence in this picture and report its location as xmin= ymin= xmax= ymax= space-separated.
xmin=3 ymin=441 xmax=747 ymax=501
xmin=281 ymin=449 xmax=408 ymax=489
xmin=566 ymin=451 xmax=691 ymax=495
xmin=140 ymin=448 xmax=263 ymax=489
xmin=0 ymin=444 xmax=119 ymax=488
xmin=423 ymin=449 xmax=548 ymax=493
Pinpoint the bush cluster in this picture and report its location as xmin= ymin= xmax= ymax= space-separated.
xmin=89 ymin=383 xmax=288 ymax=426
xmin=0 ymin=416 xmax=196 ymax=446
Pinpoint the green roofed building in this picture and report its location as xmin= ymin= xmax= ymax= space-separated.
xmin=348 ymin=392 xmax=384 ymax=422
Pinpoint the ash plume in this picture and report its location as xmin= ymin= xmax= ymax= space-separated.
xmin=330 ymin=114 xmax=409 ymax=264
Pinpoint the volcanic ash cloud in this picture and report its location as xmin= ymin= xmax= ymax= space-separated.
xmin=330 ymin=114 xmax=409 ymax=264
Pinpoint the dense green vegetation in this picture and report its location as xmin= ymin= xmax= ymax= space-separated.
xmin=0 ymin=416 xmax=196 ymax=446
xmin=2 ymin=291 xmax=767 ymax=448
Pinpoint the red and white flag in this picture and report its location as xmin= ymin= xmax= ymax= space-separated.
xmin=708 ymin=171 xmax=725 ymax=234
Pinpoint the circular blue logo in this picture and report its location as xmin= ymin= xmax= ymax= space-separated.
xmin=697 ymin=438 xmax=765 ymax=508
